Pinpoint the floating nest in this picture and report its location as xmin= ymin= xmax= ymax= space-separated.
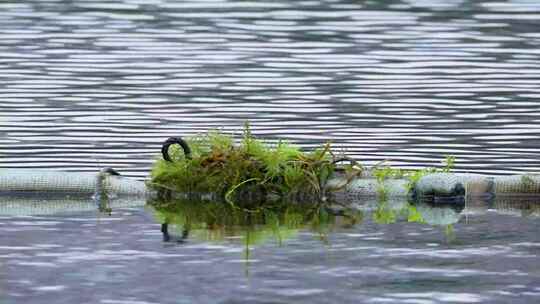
xmin=149 ymin=124 xmax=360 ymax=207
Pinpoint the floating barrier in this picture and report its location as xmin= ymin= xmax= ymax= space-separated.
xmin=1 ymin=131 xmax=539 ymax=216
xmin=0 ymin=168 xmax=149 ymax=215
xmin=0 ymin=168 xmax=148 ymax=196
xmin=0 ymin=167 xmax=539 ymax=213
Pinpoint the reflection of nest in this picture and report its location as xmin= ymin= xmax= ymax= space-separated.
xmin=147 ymin=195 xmax=363 ymax=245
xmin=152 ymin=130 xmax=356 ymax=206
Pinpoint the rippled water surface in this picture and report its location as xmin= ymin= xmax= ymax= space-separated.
xmin=1 ymin=0 xmax=540 ymax=303
xmin=1 ymin=0 xmax=540 ymax=176
xmin=2 ymin=200 xmax=540 ymax=304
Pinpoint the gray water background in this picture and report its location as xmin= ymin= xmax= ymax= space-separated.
xmin=1 ymin=0 xmax=540 ymax=303
xmin=1 ymin=0 xmax=540 ymax=176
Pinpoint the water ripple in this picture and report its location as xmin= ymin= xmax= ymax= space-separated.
xmin=0 ymin=0 xmax=539 ymax=179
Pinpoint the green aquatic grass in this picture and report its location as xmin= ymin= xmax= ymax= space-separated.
xmin=150 ymin=124 xmax=343 ymax=203
xmin=372 ymin=154 xmax=457 ymax=199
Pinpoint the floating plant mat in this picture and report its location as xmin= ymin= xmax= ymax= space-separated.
xmin=149 ymin=124 xmax=360 ymax=205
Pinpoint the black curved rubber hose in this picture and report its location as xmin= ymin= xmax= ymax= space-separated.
xmin=161 ymin=137 xmax=192 ymax=162
xmin=332 ymin=157 xmax=358 ymax=166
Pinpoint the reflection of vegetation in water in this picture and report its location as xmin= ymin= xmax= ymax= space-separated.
xmin=372 ymin=201 xmax=426 ymax=225
xmin=407 ymin=205 xmax=425 ymax=223
xmin=149 ymin=194 xmax=466 ymax=247
xmin=444 ymin=224 xmax=456 ymax=243
xmin=373 ymin=201 xmax=397 ymax=224
xmin=148 ymin=196 xmax=363 ymax=247
xmin=371 ymin=198 xmax=465 ymax=226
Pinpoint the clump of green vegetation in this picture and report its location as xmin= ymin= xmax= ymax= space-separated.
xmin=150 ymin=123 xmax=347 ymax=205
xmin=372 ymin=154 xmax=457 ymax=198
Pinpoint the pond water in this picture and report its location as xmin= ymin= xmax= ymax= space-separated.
xmin=1 ymin=0 xmax=540 ymax=176
xmin=1 ymin=197 xmax=540 ymax=303
xmin=1 ymin=0 xmax=540 ymax=303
